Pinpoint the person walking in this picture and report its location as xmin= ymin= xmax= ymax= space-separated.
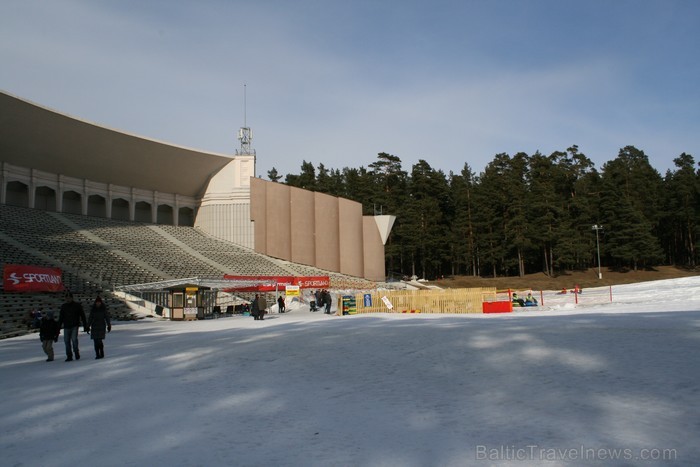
xmin=39 ymin=311 xmax=60 ymax=362
xmin=86 ymin=296 xmax=111 ymax=359
xmin=57 ymin=293 xmax=87 ymax=361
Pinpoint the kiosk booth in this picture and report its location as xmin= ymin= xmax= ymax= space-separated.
xmin=168 ymin=284 xmax=217 ymax=320
xmin=114 ymin=277 xmax=280 ymax=320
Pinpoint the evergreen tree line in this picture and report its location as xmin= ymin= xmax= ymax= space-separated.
xmin=267 ymin=145 xmax=698 ymax=280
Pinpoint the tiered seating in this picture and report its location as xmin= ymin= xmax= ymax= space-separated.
xmin=155 ymin=225 xmax=375 ymax=287
xmin=156 ymin=225 xmax=297 ymax=276
xmin=0 ymin=291 xmax=134 ymax=339
xmin=0 ymin=205 xmax=162 ymax=287
xmin=0 ymin=237 xmax=132 ymax=338
xmin=1 ymin=204 xmax=379 ymax=339
xmin=0 ymin=206 xmax=157 ymax=329
xmin=0 ymin=292 xmax=63 ymax=338
xmin=63 ymin=214 xmax=226 ymax=279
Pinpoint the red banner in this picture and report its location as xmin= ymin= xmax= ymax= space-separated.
xmin=296 ymin=276 xmax=331 ymax=289
xmin=223 ymin=275 xmax=330 ymax=292
xmin=3 ymin=264 xmax=65 ymax=293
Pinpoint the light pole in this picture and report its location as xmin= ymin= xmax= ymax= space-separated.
xmin=592 ymin=224 xmax=603 ymax=279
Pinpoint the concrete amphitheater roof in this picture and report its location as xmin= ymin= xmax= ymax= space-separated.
xmin=0 ymin=91 xmax=234 ymax=198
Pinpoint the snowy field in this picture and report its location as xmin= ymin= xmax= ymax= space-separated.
xmin=2 ymin=277 xmax=700 ymax=466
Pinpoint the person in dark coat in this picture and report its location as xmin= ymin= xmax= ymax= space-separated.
xmin=258 ymin=294 xmax=268 ymax=320
xmin=277 ymin=296 xmax=285 ymax=313
xmin=251 ymin=295 xmax=260 ymax=320
xmin=319 ymin=290 xmax=327 ymax=313
xmin=57 ymin=293 xmax=87 ymax=361
xmin=323 ymin=290 xmax=332 ymax=314
xmin=86 ymin=296 xmax=111 ymax=359
xmin=39 ymin=311 xmax=60 ymax=362
xmin=309 ymin=290 xmax=318 ymax=312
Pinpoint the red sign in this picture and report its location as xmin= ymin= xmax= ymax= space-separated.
xmin=296 ymin=276 xmax=331 ymax=289
xmin=223 ymin=275 xmax=330 ymax=292
xmin=3 ymin=264 xmax=65 ymax=293
xmin=223 ymin=275 xmax=293 ymax=292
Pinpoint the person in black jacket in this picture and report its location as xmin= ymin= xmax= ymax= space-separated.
xmin=86 ymin=296 xmax=111 ymax=359
xmin=39 ymin=311 xmax=60 ymax=362
xmin=258 ymin=294 xmax=267 ymax=320
xmin=277 ymin=295 xmax=285 ymax=313
xmin=323 ymin=290 xmax=332 ymax=314
xmin=57 ymin=293 xmax=87 ymax=362
xmin=251 ymin=295 xmax=260 ymax=320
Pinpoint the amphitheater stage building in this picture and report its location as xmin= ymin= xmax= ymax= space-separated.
xmin=0 ymin=91 xmax=391 ymax=282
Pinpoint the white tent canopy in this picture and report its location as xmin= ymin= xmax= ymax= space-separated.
xmin=114 ymin=277 xmax=279 ymax=293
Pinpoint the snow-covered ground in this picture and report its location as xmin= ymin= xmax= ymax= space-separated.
xmin=2 ymin=277 xmax=700 ymax=466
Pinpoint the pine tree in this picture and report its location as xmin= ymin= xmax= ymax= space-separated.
xmin=527 ymin=151 xmax=563 ymax=275
xmin=400 ymin=160 xmax=449 ymax=279
xmin=286 ymin=161 xmax=317 ymax=190
xmin=503 ymin=153 xmax=530 ymax=277
xmin=267 ymin=167 xmax=282 ymax=182
xmin=449 ymin=164 xmax=478 ymax=276
xmin=660 ymin=153 xmax=699 ymax=266
xmin=563 ymin=146 xmax=602 ymax=270
xmin=367 ymin=153 xmax=408 ymax=275
xmin=274 ymin=142 xmax=686 ymax=279
xmin=473 ymin=154 xmax=512 ymax=277
xmin=368 ymin=152 xmax=407 ymax=215
xmin=315 ymin=163 xmax=333 ymax=194
xmin=600 ymin=148 xmax=664 ymax=270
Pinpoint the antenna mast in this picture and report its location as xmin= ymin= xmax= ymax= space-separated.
xmin=236 ymin=84 xmax=255 ymax=156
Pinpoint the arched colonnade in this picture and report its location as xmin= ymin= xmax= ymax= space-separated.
xmin=1 ymin=163 xmax=196 ymax=226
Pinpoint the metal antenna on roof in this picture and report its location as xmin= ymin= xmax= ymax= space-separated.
xmin=236 ymin=84 xmax=255 ymax=156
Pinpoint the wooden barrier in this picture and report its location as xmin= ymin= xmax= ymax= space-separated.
xmin=354 ymin=288 xmax=496 ymax=314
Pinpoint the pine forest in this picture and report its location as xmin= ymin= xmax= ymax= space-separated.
xmin=267 ymin=146 xmax=697 ymax=280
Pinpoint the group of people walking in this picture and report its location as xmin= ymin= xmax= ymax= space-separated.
xmin=38 ymin=293 xmax=111 ymax=362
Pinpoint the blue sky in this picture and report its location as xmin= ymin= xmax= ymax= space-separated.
xmin=1 ymin=0 xmax=698 ymax=179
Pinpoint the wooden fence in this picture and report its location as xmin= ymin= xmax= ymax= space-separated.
xmin=352 ymin=287 xmax=497 ymax=314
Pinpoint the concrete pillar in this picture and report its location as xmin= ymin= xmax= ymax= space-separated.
xmin=174 ymin=194 xmax=180 ymax=226
xmin=0 ymin=162 xmax=6 ymax=205
xmin=129 ymin=189 xmax=135 ymax=221
xmin=28 ymin=169 xmax=36 ymax=209
xmin=106 ymin=185 xmax=113 ymax=219
xmin=56 ymin=176 xmax=64 ymax=212
xmin=81 ymin=179 xmax=88 ymax=215
xmin=152 ymin=191 xmax=158 ymax=224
